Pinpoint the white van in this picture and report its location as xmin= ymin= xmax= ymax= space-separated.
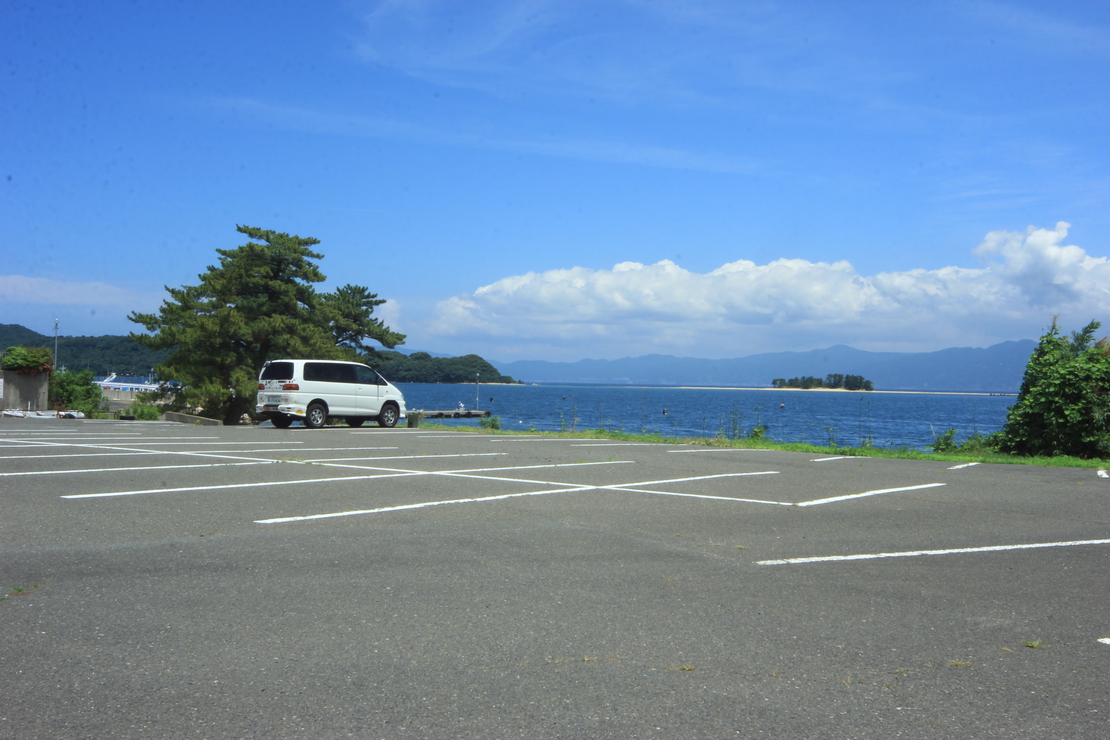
xmin=256 ymin=359 xmax=407 ymax=429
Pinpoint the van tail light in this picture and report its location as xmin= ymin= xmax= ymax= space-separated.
xmin=282 ymin=383 xmax=300 ymax=391
xmin=257 ymin=384 xmax=264 ymax=390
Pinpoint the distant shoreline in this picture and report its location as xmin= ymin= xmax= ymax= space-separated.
xmin=672 ymin=386 xmax=1016 ymax=397
xmin=421 ymin=381 xmax=1015 ymax=396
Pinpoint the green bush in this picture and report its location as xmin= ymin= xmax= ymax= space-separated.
xmin=2 ymin=346 xmax=53 ymax=374
xmin=998 ymin=319 xmax=1110 ymax=459
xmin=122 ymin=402 xmax=162 ymax=421
xmin=958 ymin=431 xmax=1002 ymax=454
xmin=479 ymin=415 xmax=502 ymax=430
xmin=929 ymin=427 xmax=958 ymax=453
xmin=50 ymin=369 xmax=106 ymax=415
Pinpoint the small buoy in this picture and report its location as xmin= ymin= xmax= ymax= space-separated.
xmin=663 ymin=408 xmax=668 ymax=415
xmin=779 ymin=403 xmax=785 ymax=409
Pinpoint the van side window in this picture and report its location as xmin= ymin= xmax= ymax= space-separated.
xmin=355 ymin=366 xmax=378 ymax=385
xmin=305 ymin=363 xmax=357 ymax=383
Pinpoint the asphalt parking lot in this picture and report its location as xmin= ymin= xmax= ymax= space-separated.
xmin=1 ymin=418 xmax=1108 ymax=739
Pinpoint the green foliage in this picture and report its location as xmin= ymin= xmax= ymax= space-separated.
xmin=478 ymin=415 xmax=502 ymax=430
xmin=957 ymin=431 xmax=1002 ymax=454
xmin=122 ymin=402 xmax=162 ymax=421
xmin=50 ymin=369 xmax=106 ymax=415
xmin=998 ymin=319 xmax=1110 ymax=459
xmin=928 ymin=427 xmax=959 ymax=453
xmin=2 ymin=346 xmax=53 ymax=374
xmin=374 ymin=352 xmax=517 ymax=384
xmin=772 ymin=374 xmax=873 ymax=390
xmin=319 ymin=284 xmax=405 ymax=364
xmin=129 ymin=225 xmax=405 ymax=424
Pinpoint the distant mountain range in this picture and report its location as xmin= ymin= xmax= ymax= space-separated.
xmin=495 ymin=340 xmax=1037 ymax=393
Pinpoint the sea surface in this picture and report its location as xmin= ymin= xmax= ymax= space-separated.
xmin=397 ymin=383 xmax=1016 ymax=451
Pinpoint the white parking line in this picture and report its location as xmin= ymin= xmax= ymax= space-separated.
xmin=58 ymin=460 xmax=635 ymax=500
xmin=757 ymin=539 xmax=1110 ymax=565
xmin=257 ymin=470 xmax=782 ymax=524
xmin=69 ymin=441 xmax=306 ymax=446
xmin=1 ymin=461 xmax=279 ymax=477
xmin=302 ymin=452 xmax=505 ymax=463
xmin=614 ymin=489 xmax=792 ymax=506
xmin=0 ymin=447 xmax=344 ymax=460
xmin=948 ymin=462 xmax=981 ymax=470
xmin=4 ymin=438 xmax=314 ymax=464
xmin=797 ymin=483 xmax=946 ymax=507
xmin=61 ymin=470 xmax=422 ymax=499
xmin=811 ymin=456 xmax=859 ymax=462
xmin=668 ymin=448 xmax=763 ymax=453
xmin=2 ymin=435 xmax=217 ymax=441
xmin=255 ymin=487 xmax=594 ymax=524
xmin=0 ymin=451 xmax=160 ymax=460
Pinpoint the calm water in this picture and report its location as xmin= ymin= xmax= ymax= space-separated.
xmin=396 ymin=383 xmax=1015 ymax=450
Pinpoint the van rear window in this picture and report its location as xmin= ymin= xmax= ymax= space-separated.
xmin=260 ymin=362 xmax=295 ymax=380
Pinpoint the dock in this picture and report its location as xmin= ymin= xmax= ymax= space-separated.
xmin=413 ymin=409 xmax=492 ymax=419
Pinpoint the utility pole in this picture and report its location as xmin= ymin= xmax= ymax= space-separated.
xmin=476 ymin=372 xmax=480 ymax=411
xmin=53 ymin=318 xmax=59 ymax=370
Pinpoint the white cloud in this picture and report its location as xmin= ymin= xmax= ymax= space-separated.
xmin=428 ymin=222 xmax=1110 ymax=360
xmin=0 ymin=275 xmax=157 ymax=307
xmin=0 ymin=276 xmax=166 ymax=337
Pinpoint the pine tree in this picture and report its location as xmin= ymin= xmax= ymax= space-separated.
xmin=129 ymin=226 xmax=404 ymax=424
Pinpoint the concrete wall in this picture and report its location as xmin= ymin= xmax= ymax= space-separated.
xmin=162 ymin=411 xmax=221 ymax=426
xmin=1 ymin=371 xmax=50 ymax=410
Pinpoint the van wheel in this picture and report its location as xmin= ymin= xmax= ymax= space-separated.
xmin=305 ymin=403 xmax=328 ymax=429
xmin=346 ymin=418 xmax=365 ymax=427
xmin=377 ymin=404 xmax=398 ymax=428
xmin=271 ymin=415 xmax=293 ymax=429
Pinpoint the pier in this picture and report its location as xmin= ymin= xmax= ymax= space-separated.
xmin=413 ymin=409 xmax=492 ymax=419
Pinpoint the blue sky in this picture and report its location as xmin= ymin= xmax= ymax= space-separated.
xmin=3 ymin=0 xmax=1108 ymax=362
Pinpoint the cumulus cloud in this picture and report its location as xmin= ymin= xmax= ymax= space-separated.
xmin=429 ymin=222 xmax=1110 ymax=360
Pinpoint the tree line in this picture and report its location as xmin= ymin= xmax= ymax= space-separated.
xmin=375 ymin=351 xmax=517 ymax=384
xmin=771 ymin=373 xmax=874 ymax=391
xmin=2 ymin=324 xmax=513 ymax=386
xmin=0 ymin=325 xmax=170 ymax=376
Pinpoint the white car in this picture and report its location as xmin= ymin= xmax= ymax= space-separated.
xmin=256 ymin=359 xmax=406 ymax=429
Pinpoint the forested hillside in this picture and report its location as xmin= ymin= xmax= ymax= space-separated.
xmin=374 ymin=351 xmax=518 ymax=384
xmin=1 ymin=324 xmax=516 ymax=384
xmin=1 ymin=324 xmax=169 ymax=375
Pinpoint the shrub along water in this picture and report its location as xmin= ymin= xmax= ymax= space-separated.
xmin=997 ymin=319 xmax=1110 ymax=459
